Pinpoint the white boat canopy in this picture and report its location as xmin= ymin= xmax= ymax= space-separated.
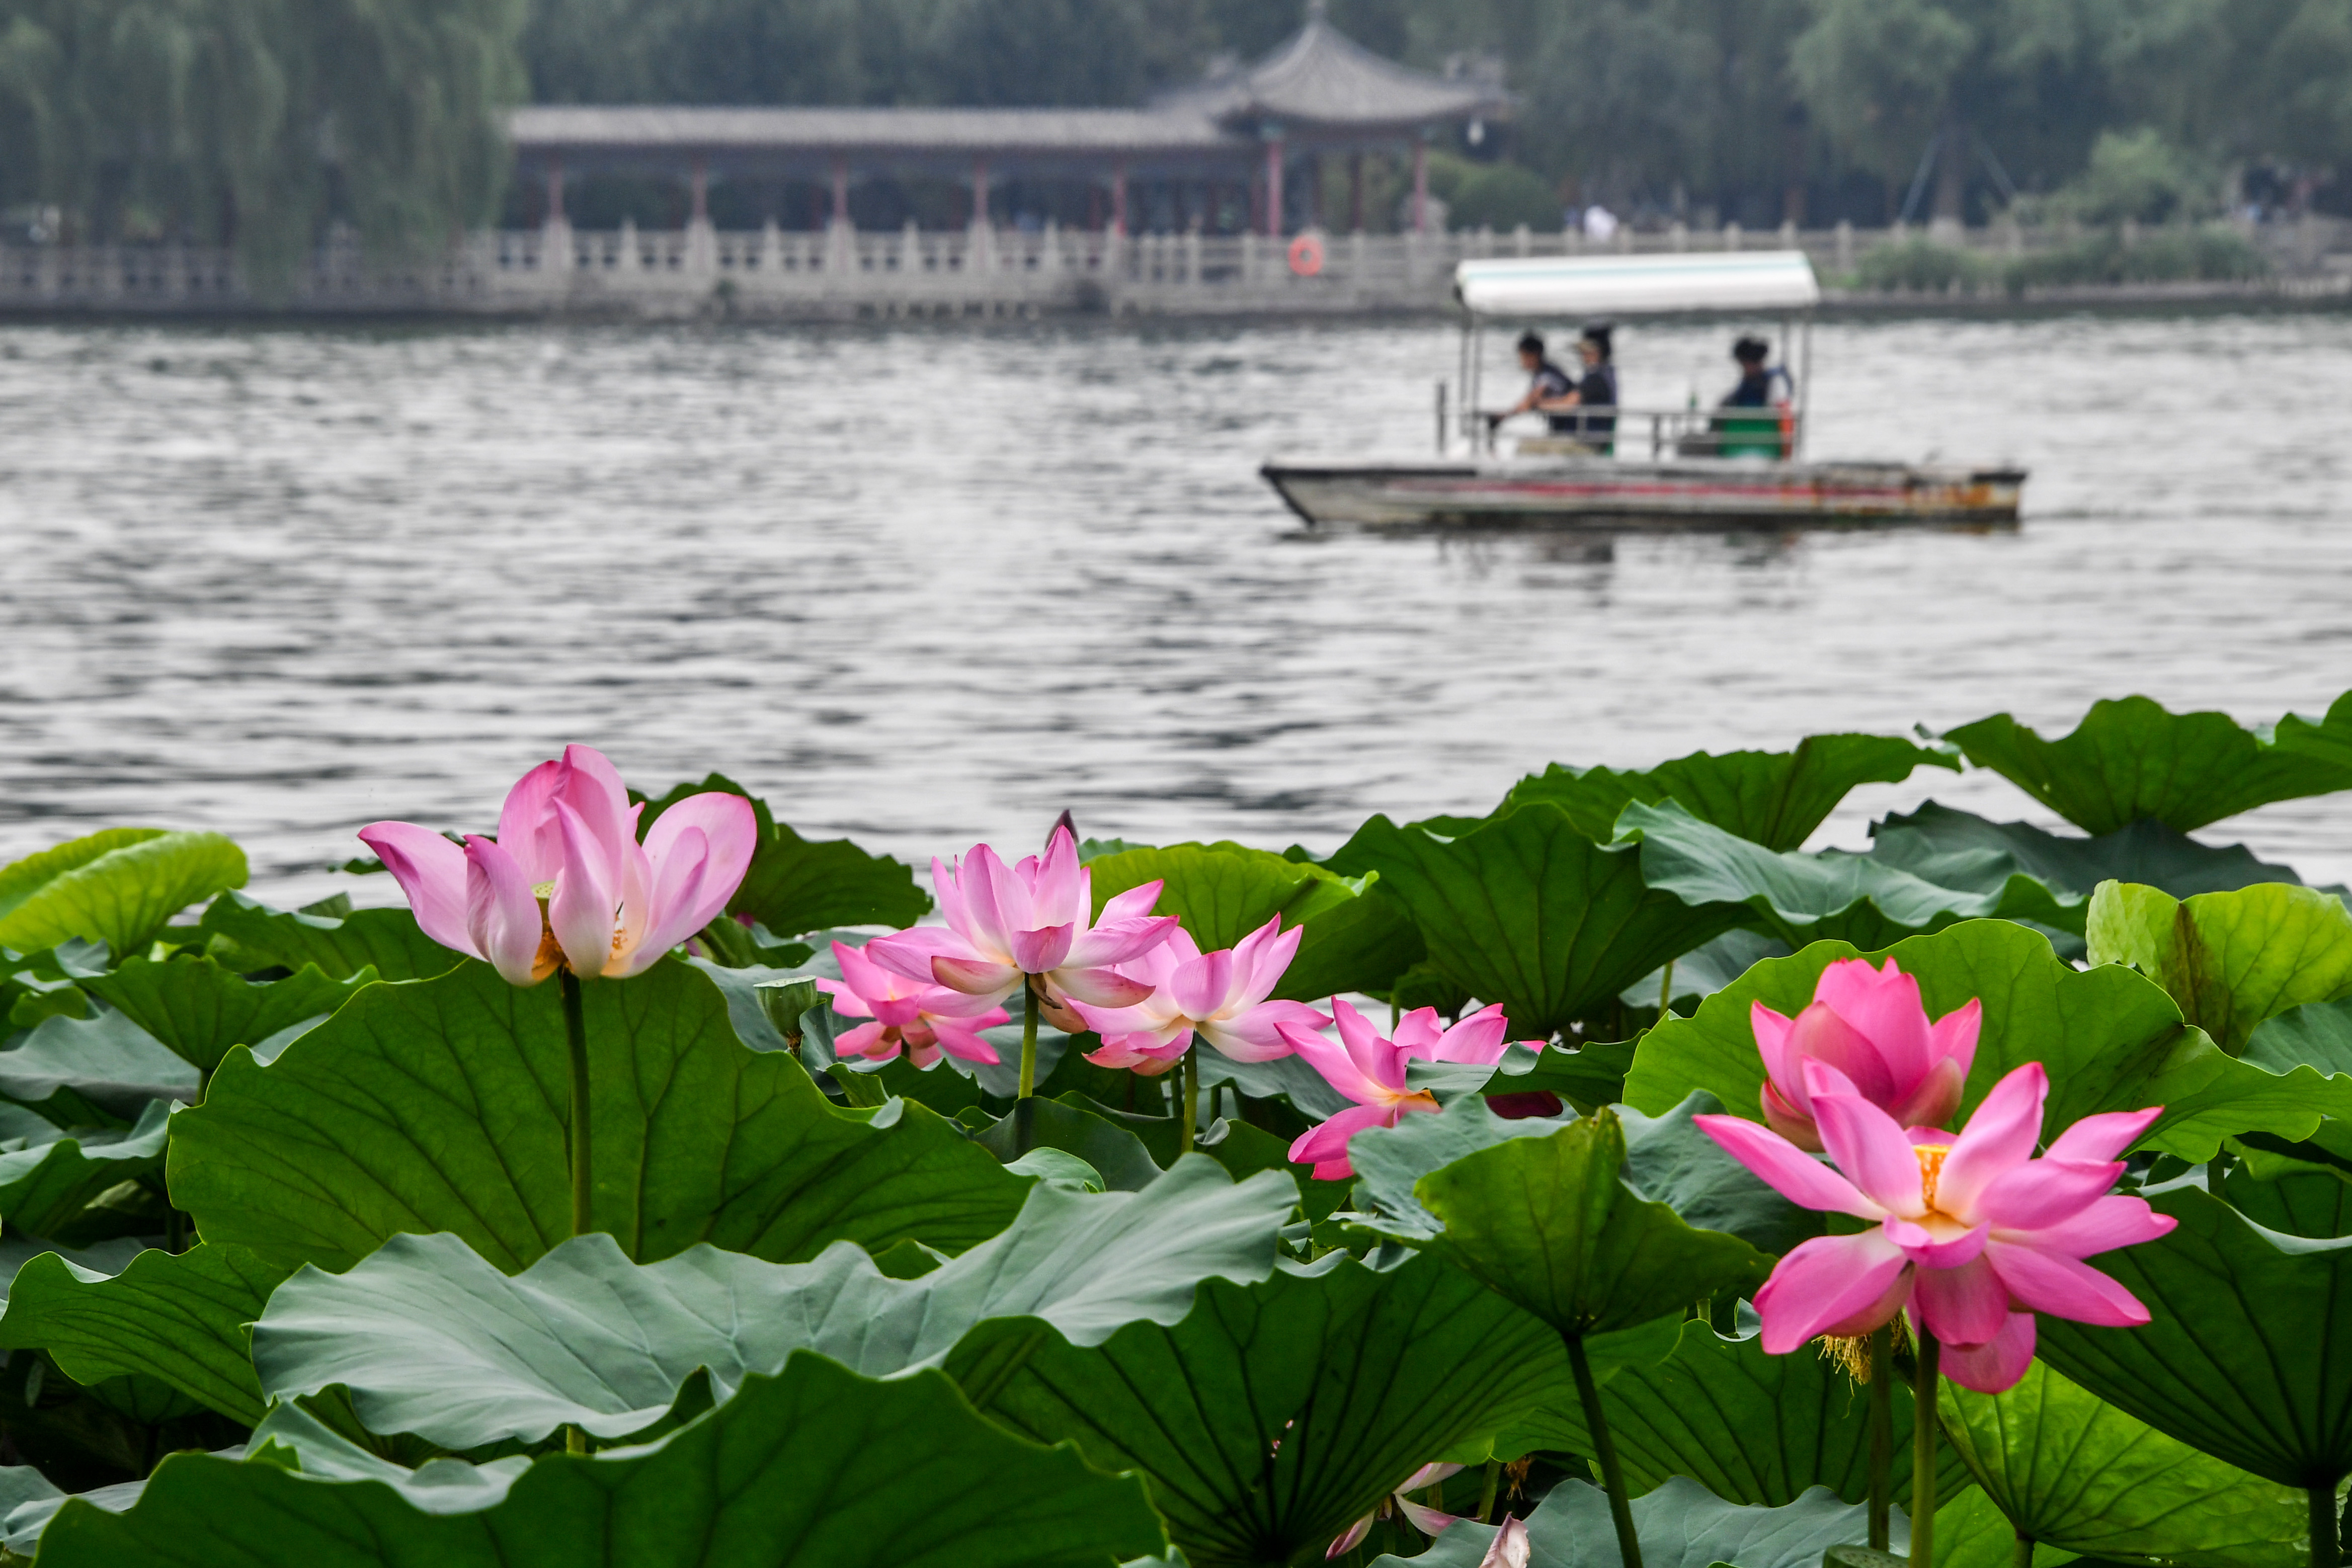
xmin=1453 ymin=250 xmax=1821 ymax=319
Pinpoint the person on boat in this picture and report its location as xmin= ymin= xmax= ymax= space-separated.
xmin=1496 ymin=332 xmax=1577 ymax=431
xmin=1713 ymin=336 xmax=1796 ymax=458
xmin=1720 ymin=336 xmax=1794 ymax=408
xmin=1569 ymin=323 xmax=1618 ymax=447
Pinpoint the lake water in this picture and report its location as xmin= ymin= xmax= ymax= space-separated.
xmin=4 ymin=305 xmax=2351 ymax=906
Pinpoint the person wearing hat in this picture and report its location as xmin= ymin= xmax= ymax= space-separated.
xmin=1720 ymin=335 xmax=1793 ymax=409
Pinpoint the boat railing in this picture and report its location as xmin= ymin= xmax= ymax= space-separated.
xmin=1468 ymin=404 xmax=1804 ymax=462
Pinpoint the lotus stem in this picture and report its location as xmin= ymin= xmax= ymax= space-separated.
xmin=1913 ymin=1325 xmax=1941 ymax=1567
xmin=1477 ymin=1458 xmax=1500 ymax=1524
xmin=1657 ymin=960 xmax=1675 ymax=1020
xmin=2013 ymin=1531 xmax=2035 ymax=1568
xmin=566 ymin=1423 xmax=586 ymax=1455
xmin=561 ymin=969 xmax=592 ymax=1240
xmin=1018 ymin=980 xmax=1039 ymax=1098
xmin=1180 ymin=1046 xmax=1199 ymax=1157
xmin=2312 ymin=1480 xmax=2342 ymax=1568
xmin=1868 ymin=1323 xmax=1894 ymax=1550
xmin=1567 ymin=1333 xmax=1643 ymax=1568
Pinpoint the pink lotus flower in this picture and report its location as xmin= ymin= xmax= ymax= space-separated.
xmin=1478 ymin=1516 xmax=1531 ymax=1568
xmin=816 ymin=941 xmax=1007 ymax=1070
xmin=1281 ymin=1000 xmax=1528 ymax=1180
xmin=1752 ymin=957 xmax=1981 ymax=1151
xmin=361 ymin=746 xmax=756 ymax=986
xmin=1069 ymin=916 xmax=1330 ymax=1076
xmin=1327 ymin=1462 xmax=1464 ymax=1558
xmin=865 ymin=826 xmax=1178 ymax=1011
xmin=1695 ymin=1059 xmax=2175 ymax=1392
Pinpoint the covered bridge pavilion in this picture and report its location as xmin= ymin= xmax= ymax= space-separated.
xmin=507 ymin=7 xmax=1508 ymax=239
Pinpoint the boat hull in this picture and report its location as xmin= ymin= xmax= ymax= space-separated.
xmin=1260 ymin=455 xmax=2025 ymax=527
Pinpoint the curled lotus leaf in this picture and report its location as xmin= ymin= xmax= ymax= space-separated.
xmin=250 ymin=1158 xmax=1296 ymax=1450
xmin=25 ymin=1355 xmax=1165 ymax=1568
xmin=0 ymin=829 xmax=248 ymax=957
xmin=2085 ymin=880 xmax=2352 ymax=1057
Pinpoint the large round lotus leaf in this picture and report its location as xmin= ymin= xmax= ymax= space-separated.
xmin=1326 ymin=804 xmax=1747 ymax=1038
xmin=635 ymin=774 xmax=929 ymax=936
xmin=1624 ymin=919 xmax=2352 ymax=1163
xmin=1615 ymin=799 xmax=2085 ymax=952
xmin=198 ymin=892 xmax=464 ymax=982
xmin=250 ymin=1158 xmax=1296 ymax=1450
xmin=1378 ymin=1476 xmax=1877 ymax=1568
xmin=80 ymin=956 xmax=373 ymax=1075
xmin=0 ymin=830 xmax=247 ymax=957
xmin=1945 ymin=696 xmax=2352 ymax=836
xmin=1940 ymin=1357 xmax=2307 ymax=1567
xmin=2086 ymin=880 xmax=2352 ymax=1057
xmin=946 ymin=1250 xmax=1571 ymax=1568
xmin=2033 ymin=1170 xmax=2352 ymax=1492
xmin=28 ymin=1354 xmax=1165 ymax=1568
xmin=169 ymin=955 xmax=1029 ymax=1271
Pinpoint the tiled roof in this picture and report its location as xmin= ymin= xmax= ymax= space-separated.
xmin=509 ymin=106 xmax=1242 ymax=155
xmin=1156 ymin=17 xmax=1506 ymax=130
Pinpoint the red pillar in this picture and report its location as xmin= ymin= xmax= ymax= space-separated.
xmin=689 ymin=160 xmax=709 ymax=223
xmin=545 ymin=161 xmax=565 ymax=223
xmin=1412 ymin=139 xmax=1429 ymax=233
xmin=830 ymin=155 xmax=849 ymax=226
xmin=1264 ymin=135 xmax=1285 ymax=236
xmin=1111 ymin=159 xmax=1128 ymax=236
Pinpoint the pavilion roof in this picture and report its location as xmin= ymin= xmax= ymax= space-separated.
xmin=1156 ymin=12 xmax=1507 ymax=133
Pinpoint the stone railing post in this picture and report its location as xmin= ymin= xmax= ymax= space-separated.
xmin=1835 ymin=220 xmax=1853 ymax=271
xmin=1669 ymin=220 xmax=1688 ymax=253
xmin=1724 ymin=220 xmax=1742 ymax=252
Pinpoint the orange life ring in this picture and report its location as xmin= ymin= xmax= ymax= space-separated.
xmin=1287 ymin=233 xmax=1325 ymax=277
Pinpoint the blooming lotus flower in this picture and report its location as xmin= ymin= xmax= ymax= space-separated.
xmin=361 ymin=746 xmax=756 ymax=986
xmin=865 ymin=826 xmax=1179 ymax=1012
xmin=1282 ymin=1000 xmax=1530 ymax=1180
xmin=1695 ymin=1059 xmax=2175 ymax=1392
xmin=816 ymin=941 xmax=1007 ymax=1070
xmin=1327 ymin=1462 xmax=1464 ymax=1558
xmin=1070 ymin=916 xmax=1330 ymax=1076
xmin=1753 ymin=957 xmax=1981 ymax=1152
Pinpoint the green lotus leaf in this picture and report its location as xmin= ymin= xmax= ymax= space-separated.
xmin=198 ymin=891 xmax=464 ymax=981
xmin=0 ymin=1006 xmax=198 ymax=1120
xmin=2246 ymin=996 xmax=2352 ymax=1079
xmin=1498 ymin=733 xmax=1957 ymax=851
xmin=1381 ymin=1476 xmax=1877 ymax=1568
xmin=0 ymin=1243 xmax=290 ymax=1424
xmin=1940 ymin=1357 xmax=2308 ymax=1568
xmin=1616 ymin=799 xmax=2085 ymax=951
xmin=637 ymin=774 xmax=929 ymax=936
xmin=1500 ymin=1312 xmax=1968 ymax=1507
xmin=1470 ymin=1037 xmax=1642 ymax=1114
xmin=1397 ymin=1108 xmax=1772 ymax=1338
xmin=2033 ymin=1170 xmax=2352 ymax=1495
xmin=1626 ymin=930 xmax=1795 ymax=1015
xmin=1350 ymin=1091 xmax=1819 ymax=1257
xmin=1944 ymin=695 xmax=2352 ymax=836
xmin=1326 ymin=804 xmax=1748 ymax=1038
xmin=1623 ymin=920 xmax=2352 ymax=1163
xmin=1926 ymin=1489 xmax=2077 ymax=1568
xmin=170 ymin=955 xmax=1029 ymax=1271
xmin=77 ymin=956 xmax=373 ymax=1076
xmin=2086 ymin=880 xmax=2352 ymax=1056
xmin=1089 ymin=841 xmax=1422 ymax=1001
xmin=252 ymin=1158 xmax=1295 ymax=1450
xmin=0 ymin=1235 xmax=143 ymax=1304
xmin=0 ymin=1101 xmax=173 ymax=1239
xmin=1870 ymin=802 xmax=2316 ymax=901
xmin=30 ymin=1354 xmax=1165 ymax=1568
xmin=0 ymin=829 xmax=248 ymax=957
xmin=947 ymin=1249 xmax=1569 ymax=1568
xmin=973 ymin=1095 xmax=1169 ymax=1192
xmin=2270 ymin=689 xmax=2352 ymax=769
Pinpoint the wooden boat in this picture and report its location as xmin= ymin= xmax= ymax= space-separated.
xmin=1262 ymin=251 xmax=2026 ymax=527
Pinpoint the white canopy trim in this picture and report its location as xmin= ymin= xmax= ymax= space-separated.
xmin=1453 ymin=251 xmax=1821 ymax=318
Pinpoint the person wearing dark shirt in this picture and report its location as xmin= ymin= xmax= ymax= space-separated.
xmin=1720 ymin=335 xmax=1794 ymax=408
xmin=1495 ymin=331 xmax=1578 ymax=432
xmin=1568 ymin=322 xmax=1618 ymax=446
xmin=1714 ymin=335 xmax=1796 ymax=458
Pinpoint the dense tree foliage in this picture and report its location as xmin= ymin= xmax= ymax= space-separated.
xmin=6 ymin=0 xmax=2351 ymax=253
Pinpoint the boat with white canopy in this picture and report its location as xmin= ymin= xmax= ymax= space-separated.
xmin=1260 ymin=250 xmax=2025 ymax=526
